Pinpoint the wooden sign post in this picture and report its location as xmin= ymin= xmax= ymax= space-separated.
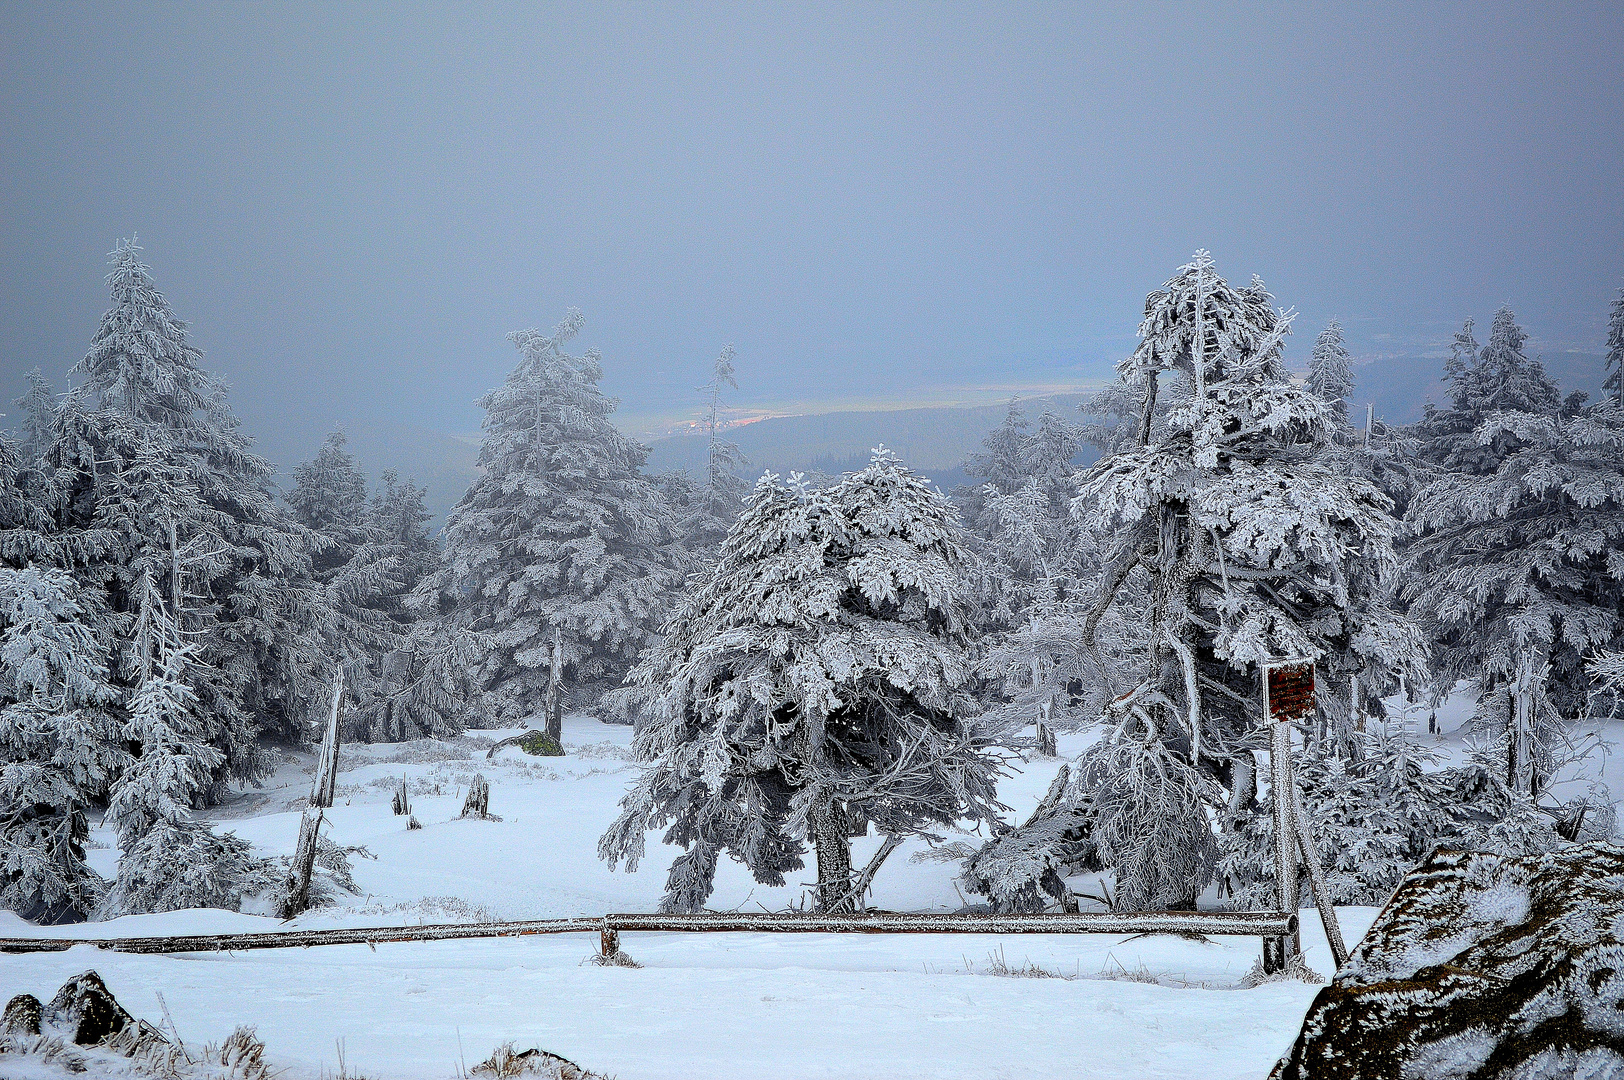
xmin=1259 ymin=658 xmax=1350 ymax=973
xmin=1260 ymin=659 xmax=1312 ymax=972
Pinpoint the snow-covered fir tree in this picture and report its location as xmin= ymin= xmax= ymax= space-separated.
xmin=53 ymin=239 xmax=330 ymax=775
xmin=675 ymin=346 xmax=749 ymax=554
xmin=287 ymin=433 xmax=408 ymax=739
xmin=600 ymin=451 xmax=1006 ymax=912
xmin=415 ymin=310 xmax=682 ymax=728
xmin=370 ymin=470 xmax=438 ymax=600
xmin=1405 ymin=307 xmax=1624 ymax=797
xmin=1605 ymin=288 xmax=1623 ymax=408
xmin=13 ymin=369 xmax=56 ymax=466
xmin=1307 ymin=321 xmax=1355 ymax=427
xmin=101 ymin=623 xmax=265 ymax=917
xmin=0 ymin=564 xmax=124 ymax=923
xmin=965 ymin=252 xmax=1426 ymax=912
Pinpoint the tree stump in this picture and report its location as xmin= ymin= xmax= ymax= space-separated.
xmin=461 ymin=774 xmax=491 ymax=819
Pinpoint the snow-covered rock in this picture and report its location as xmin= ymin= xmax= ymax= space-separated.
xmin=1274 ymin=843 xmax=1624 ymax=1078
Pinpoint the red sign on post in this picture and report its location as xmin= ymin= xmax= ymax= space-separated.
xmin=1262 ymin=659 xmax=1315 ymax=726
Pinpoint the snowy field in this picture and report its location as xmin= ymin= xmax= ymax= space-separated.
xmin=9 ymin=706 xmax=1615 ymax=1080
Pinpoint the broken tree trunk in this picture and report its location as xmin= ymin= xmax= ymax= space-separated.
xmin=312 ymin=672 xmax=344 ymax=809
xmin=277 ymin=809 xmax=322 ymax=920
xmin=391 ymin=779 xmax=411 ymax=817
xmin=1035 ymin=699 xmax=1057 ymax=757
xmin=544 ymin=626 xmax=563 ymax=743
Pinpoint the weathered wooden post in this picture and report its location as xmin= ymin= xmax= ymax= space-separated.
xmin=1260 ymin=659 xmax=1312 ymax=972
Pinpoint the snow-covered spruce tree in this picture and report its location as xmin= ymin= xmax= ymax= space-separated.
xmin=1307 ymin=321 xmax=1355 ymax=428
xmin=1057 ymin=252 xmax=1422 ymax=910
xmin=968 ymin=405 xmax=1105 ymax=754
xmin=370 ymin=470 xmax=438 ymax=600
xmin=287 ymin=433 xmax=406 ymax=740
xmin=1405 ymin=307 xmax=1624 ymax=797
xmin=600 ymin=451 xmax=1006 ymax=912
xmin=416 ymin=310 xmax=682 ymax=729
xmin=101 ymin=622 xmax=267 ymax=917
xmin=675 ymin=346 xmax=750 ymax=554
xmin=1605 ymin=288 xmax=1623 ymax=409
xmin=53 ymin=239 xmax=329 ymax=776
xmin=960 ymin=404 xmax=1095 ymax=627
xmin=0 ymin=565 xmax=125 ymax=923
xmin=344 ymin=469 xmax=453 ymax=742
xmin=14 ymin=369 xmax=56 ymax=466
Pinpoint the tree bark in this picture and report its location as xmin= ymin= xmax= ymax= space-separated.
xmin=544 ymin=626 xmax=563 ymax=742
xmin=810 ymin=798 xmax=853 ymax=913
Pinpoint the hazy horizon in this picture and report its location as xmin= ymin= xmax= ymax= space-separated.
xmin=4 ymin=2 xmax=1622 ymax=476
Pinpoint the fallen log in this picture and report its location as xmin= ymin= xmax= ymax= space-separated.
xmin=0 ymin=909 xmax=1295 ymax=956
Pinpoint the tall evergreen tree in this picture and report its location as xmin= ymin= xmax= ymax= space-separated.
xmin=601 ymin=451 xmax=1005 ymax=912
xmin=970 ymin=253 xmax=1425 ymax=912
xmin=1406 ymin=307 xmax=1624 ymax=796
xmin=55 ymin=239 xmax=328 ymax=772
xmin=13 ymin=369 xmax=56 ymax=465
xmin=1307 ymin=321 xmax=1356 ymax=427
xmin=417 ymin=310 xmax=682 ymax=728
xmin=371 ymin=470 xmax=437 ymax=599
xmin=1606 ymin=288 xmax=1624 ymax=409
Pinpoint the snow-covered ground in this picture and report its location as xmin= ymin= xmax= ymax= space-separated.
xmin=2 ymin=714 xmax=1449 ymax=1080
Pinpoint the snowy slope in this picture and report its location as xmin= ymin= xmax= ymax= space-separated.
xmin=3 ymin=716 xmax=1369 ymax=1080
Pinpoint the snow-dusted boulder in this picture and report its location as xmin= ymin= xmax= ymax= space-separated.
xmin=1274 ymin=843 xmax=1624 ymax=1079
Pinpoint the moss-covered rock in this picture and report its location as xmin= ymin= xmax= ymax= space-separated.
xmin=518 ymin=730 xmax=565 ymax=757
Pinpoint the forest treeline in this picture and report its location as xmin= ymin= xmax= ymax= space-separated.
xmin=3 ymin=242 xmax=1622 ymax=924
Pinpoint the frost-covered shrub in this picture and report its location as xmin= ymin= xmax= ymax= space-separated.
xmin=1218 ymin=736 xmax=1559 ymax=909
xmin=960 ymin=766 xmax=1097 ymax=912
xmin=1078 ymin=718 xmax=1222 ymax=910
xmin=100 ymin=820 xmax=267 ymax=915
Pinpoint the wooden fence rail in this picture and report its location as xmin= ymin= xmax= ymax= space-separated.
xmin=0 ymin=910 xmax=1295 ymax=958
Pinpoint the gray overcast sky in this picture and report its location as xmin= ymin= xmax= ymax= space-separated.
xmin=2 ymin=2 xmax=1622 ymax=457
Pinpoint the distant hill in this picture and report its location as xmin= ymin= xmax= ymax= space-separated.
xmin=247 ymin=351 xmax=1612 ymax=532
xmin=645 ymin=393 xmax=1098 ymax=490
